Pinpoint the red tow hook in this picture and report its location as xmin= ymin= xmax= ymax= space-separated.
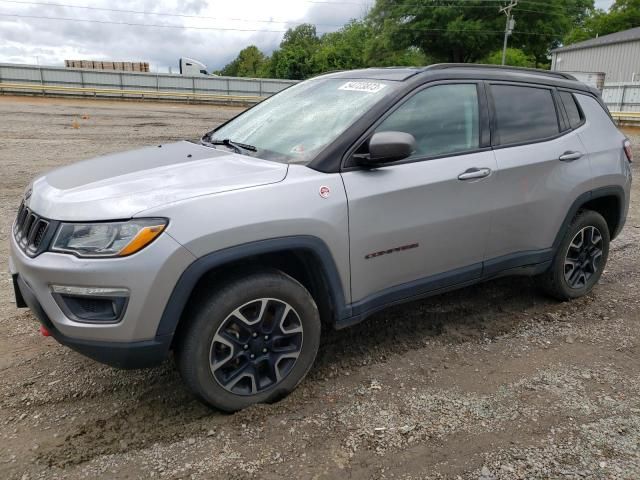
xmin=39 ymin=325 xmax=51 ymax=337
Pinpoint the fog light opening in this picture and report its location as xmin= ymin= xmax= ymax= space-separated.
xmin=50 ymin=285 xmax=129 ymax=324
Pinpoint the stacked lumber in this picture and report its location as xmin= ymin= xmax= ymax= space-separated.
xmin=64 ymin=60 xmax=150 ymax=72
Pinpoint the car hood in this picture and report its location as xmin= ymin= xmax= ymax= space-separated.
xmin=26 ymin=141 xmax=288 ymax=221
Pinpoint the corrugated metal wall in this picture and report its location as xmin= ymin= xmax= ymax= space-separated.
xmin=0 ymin=63 xmax=297 ymax=100
xmin=551 ymin=40 xmax=640 ymax=82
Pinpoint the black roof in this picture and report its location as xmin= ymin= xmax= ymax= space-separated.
xmin=552 ymin=26 xmax=640 ymax=53
xmin=321 ymin=63 xmax=593 ymax=93
xmin=426 ymin=63 xmax=577 ymax=80
xmin=322 ymin=67 xmax=425 ymax=81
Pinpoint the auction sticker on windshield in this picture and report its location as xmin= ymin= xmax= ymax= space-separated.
xmin=339 ymin=81 xmax=387 ymax=93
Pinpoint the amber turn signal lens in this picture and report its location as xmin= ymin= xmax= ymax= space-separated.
xmin=117 ymin=224 xmax=166 ymax=256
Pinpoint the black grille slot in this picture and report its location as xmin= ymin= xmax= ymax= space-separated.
xmin=15 ymin=202 xmax=28 ymax=237
xmin=13 ymin=203 xmax=52 ymax=257
xmin=31 ymin=220 xmax=49 ymax=249
xmin=24 ymin=214 xmax=37 ymax=241
xmin=14 ymin=202 xmax=25 ymax=233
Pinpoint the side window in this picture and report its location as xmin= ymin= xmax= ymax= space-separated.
xmin=375 ymin=84 xmax=480 ymax=159
xmin=559 ymin=91 xmax=584 ymax=128
xmin=491 ymin=85 xmax=559 ymax=145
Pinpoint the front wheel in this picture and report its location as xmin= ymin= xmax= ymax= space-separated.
xmin=175 ymin=270 xmax=321 ymax=412
xmin=540 ymin=210 xmax=610 ymax=300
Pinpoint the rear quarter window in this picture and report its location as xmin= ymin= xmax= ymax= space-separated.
xmin=491 ymin=84 xmax=560 ymax=145
xmin=559 ymin=91 xmax=584 ymax=128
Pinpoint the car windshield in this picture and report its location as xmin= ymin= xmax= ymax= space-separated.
xmin=205 ymin=78 xmax=397 ymax=164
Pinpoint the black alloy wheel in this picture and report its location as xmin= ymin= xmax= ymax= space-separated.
xmin=210 ymin=298 xmax=304 ymax=395
xmin=539 ymin=210 xmax=610 ymax=300
xmin=175 ymin=270 xmax=320 ymax=412
xmin=563 ymin=226 xmax=604 ymax=289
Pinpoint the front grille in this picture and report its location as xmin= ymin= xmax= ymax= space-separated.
xmin=13 ymin=201 xmax=53 ymax=256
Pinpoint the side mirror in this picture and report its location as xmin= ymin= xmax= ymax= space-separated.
xmin=355 ymin=131 xmax=416 ymax=166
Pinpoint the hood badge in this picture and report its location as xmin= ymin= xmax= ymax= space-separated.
xmin=319 ymin=186 xmax=330 ymax=199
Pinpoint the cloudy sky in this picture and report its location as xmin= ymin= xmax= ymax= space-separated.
xmin=0 ymin=0 xmax=614 ymax=72
xmin=0 ymin=0 xmax=372 ymax=71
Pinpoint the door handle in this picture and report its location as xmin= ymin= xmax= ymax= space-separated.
xmin=559 ymin=151 xmax=583 ymax=162
xmin=458 ymin=167 xmax=491 ymax=181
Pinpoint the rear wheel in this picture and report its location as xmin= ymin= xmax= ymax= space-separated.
xmin=175 ymin=270 xmax=321 ymax=411
xmin=540 ymin=210 xmax=610 ymax=300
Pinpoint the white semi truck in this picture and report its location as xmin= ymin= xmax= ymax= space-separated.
xmin=179 ymin=57 xmax=211 ymax=76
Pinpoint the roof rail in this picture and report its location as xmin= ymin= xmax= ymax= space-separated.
xmin=424 ymin=63 xmax=578 ymax=81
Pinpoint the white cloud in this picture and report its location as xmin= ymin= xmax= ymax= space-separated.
xmin=0 ymin=0 xmax=368 ymax=71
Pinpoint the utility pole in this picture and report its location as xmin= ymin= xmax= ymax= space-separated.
xmin=500 ymin=0 xmax=517 ymax=65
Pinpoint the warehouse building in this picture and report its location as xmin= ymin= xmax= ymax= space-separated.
xmin=551 ymin=26 xmax=640 ymax=83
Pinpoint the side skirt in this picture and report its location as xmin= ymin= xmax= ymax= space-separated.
xmin=336 ymin=249 xmax=553 ymax=329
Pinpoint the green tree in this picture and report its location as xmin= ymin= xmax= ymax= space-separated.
xmin=236 ymin=46 xmax=268 ymax=77
xmin=480 ymin=48 xmax=536 ymax=67
xmin=217 ymin=0 xmax=603 ymax=80
xmin=271 ymin=24 xmax=321 ymax=79
xmin=607 ymin=0 xmax=640 ymax=29
xmin=366 ymin=0 xmax=593 ymax=67
xmin=217 ymin=58 xmax=239 ymax=77
xmin=217 ymin=45 xmax=269 ymax=77
xmin=313 ymin=20 xmax=370 ymax=72
xmin=565 ymin=0 xmax=640 ymax=44
xmin=367 ymin=0 xmax=498 ymax=63
xmin=363 ymin=28 xmax=430 ymax=67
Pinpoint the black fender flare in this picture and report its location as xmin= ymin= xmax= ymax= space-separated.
xmin=552 ymin=185 xmax=627 ymax=251
xmin=155 ymin=235 xmax=349 ymax=339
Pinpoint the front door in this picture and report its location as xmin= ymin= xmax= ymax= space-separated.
xmin=341 ymin=82 xmax=498 ymax=312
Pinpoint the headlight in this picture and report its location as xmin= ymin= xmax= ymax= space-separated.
xmin=51 ymin=219 xmax=167 ymax=258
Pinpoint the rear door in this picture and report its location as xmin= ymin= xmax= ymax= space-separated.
xmin=341 ymin=82 xmax=498 ymax=308
xmin=484 ymin=83 xmax=592 ymax=271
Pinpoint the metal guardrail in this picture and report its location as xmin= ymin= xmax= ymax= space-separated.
xmin=610 ymin=111 xmax=640 ymax=118
xmin=0 ymin=82 xmax=266 ymax=104
xmin=610 ymin=111 xmax=640 ymax=126
xmin=0 ymin=62 xmax=296 ymax=103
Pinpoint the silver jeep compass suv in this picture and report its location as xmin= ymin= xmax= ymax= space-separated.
xmin=9 ymin=65 xmax=632 ymax=411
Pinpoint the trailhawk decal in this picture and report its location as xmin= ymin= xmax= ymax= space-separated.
xmin=365 ymin=243 xmax=419 ymax=260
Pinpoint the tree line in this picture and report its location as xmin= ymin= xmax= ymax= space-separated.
xmin=215 ymin=0 xmax=640 ymax=79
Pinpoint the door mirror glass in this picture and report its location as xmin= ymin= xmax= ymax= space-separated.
xmin=355 ymin=131 xmax=416 ymax=166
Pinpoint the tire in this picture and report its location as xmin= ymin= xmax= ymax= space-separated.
xmin=540 ymin=210 xmax=610 ymax=301
xmin=175 ymin=269 xmax=321 ymax=412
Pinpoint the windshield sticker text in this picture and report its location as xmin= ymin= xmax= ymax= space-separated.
xmin=339 ymin=81 xmax=387 ymax=93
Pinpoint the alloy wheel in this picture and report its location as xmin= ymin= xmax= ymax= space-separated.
xmin=564 ymin=226 xmax=603 ymax=289
xmin=209 ymin=298 xmax=304 ymax=395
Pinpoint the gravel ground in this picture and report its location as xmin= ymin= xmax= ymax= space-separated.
xmin=0 ymin=96 xmax=639 ymax=480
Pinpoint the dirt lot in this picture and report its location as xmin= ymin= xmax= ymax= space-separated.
xmin=0 ymin=95 xmax=639 ymax=480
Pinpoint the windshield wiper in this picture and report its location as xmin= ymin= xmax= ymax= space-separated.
xmin=204 ymin=137 xmax=257 ymax=154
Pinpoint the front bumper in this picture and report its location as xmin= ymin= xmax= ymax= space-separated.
xmin=9 ymin=228 xmax=196 ymax=366
xmin=15 ymin=274 xmax=171 ymax=368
